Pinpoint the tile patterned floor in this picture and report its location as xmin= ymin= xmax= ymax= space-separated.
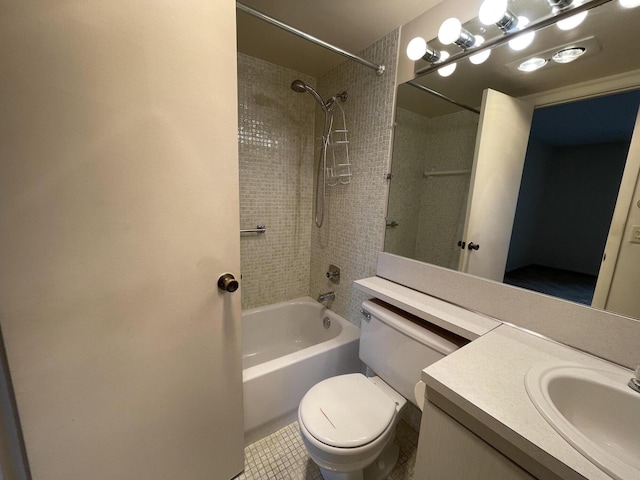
xmin=235 ymin=420 xmax=418 ymax=480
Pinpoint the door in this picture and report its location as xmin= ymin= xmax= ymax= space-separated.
xmin=592 ymin=106 xmax=640 ymax=316
xmin=0 ymin=1 xmax=244 ymax=479
xmin=459 ymin=89 xmax=534 ymax=281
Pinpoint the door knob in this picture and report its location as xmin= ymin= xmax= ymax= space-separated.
xmin=218 ymin=273 xmax=239 ymax=293
xmin=468 ymin=242 xmax=480 ymax=250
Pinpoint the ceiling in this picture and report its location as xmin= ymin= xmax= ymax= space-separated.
xmin=235 ymin=0 xmax=440 ymax=78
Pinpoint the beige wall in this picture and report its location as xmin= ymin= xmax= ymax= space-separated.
xmin=605 ymin=115 xmax=640 ymax=318
xmin=0 ymin=1 xmax=243 ymax=478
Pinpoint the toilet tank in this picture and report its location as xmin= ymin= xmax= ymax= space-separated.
xmin=359 ymin=299 xmax=466 ymax=406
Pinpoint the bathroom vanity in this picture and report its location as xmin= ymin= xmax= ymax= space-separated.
xmin=416 ymin=324 xmax=636 ymax=480
xmin=355 ymin=260 xmax=638 ymax=480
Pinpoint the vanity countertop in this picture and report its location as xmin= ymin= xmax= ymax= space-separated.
xmin=422 ymin=324 xmax=633 ymax=480
xmin=354 ymin=276 xmax=501 ymax=340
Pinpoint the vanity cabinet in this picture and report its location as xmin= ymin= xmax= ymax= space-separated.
xmin=414 ymin=401 xmax=537 ymax=480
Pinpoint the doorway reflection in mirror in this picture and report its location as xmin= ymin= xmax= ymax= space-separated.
xmin=505 ymin=89 xmax=640 ymax=309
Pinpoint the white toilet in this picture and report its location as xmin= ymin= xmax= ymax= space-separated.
xmin=298 ymin=299 xmax=462 ymax=480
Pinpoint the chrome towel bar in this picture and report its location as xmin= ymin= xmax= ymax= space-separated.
xmin=240 ymin=224 xmax=266 ymax=234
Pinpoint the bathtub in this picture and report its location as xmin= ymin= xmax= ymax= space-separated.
xmin=242 ymin=296 xmax=360 ymax=444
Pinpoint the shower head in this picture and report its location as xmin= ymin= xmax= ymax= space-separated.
xmin=290 ymin=79 xmax=329 ymax=112
xmin=290 ymin=79 xmax=307 ymax=93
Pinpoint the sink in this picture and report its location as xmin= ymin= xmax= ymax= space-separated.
xmin=525 ymin=363 xmax=640 ymax=480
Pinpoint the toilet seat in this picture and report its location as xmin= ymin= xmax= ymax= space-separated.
xmin=299 ymin=373 xmax=398 ymax=448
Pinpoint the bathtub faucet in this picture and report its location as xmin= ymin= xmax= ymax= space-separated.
xmin=317 ymin=291 xmax=335 ymax=304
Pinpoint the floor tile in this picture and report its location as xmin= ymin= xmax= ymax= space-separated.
xmin=235 ymin=420 xmax=418 ymax=480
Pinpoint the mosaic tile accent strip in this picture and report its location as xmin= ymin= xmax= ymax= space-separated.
xmin=309 ymin=30 xmax=400 ymax=328
xmin=235 ymin=420 xmax=418 ymax=480
xmin=237 ymin=53 xmax=316 ymax=310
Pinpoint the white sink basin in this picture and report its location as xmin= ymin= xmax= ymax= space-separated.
xmin=525 ymin=363 xmax=640 ymax=480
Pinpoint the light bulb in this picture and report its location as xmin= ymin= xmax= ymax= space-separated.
xmin=469 ymin=36 xmax=491 ymax=64
xmin=438 ymin=18 xmax=463 ymax=45
xmin=518 ymin=58 xmax=547 ymax=72
xmin=437 ymin=51 xmax=457 ymax=77
xmin=406 ymin=37 xmax=428 ymax=60
xmin=479 ymin=0 xmax=508 ymax=25
xmin=552 ymin=47 xmax=586 ymax=63
xmin=508 ymin=17 xmax=535 ymax=51
xmin=619 ymin=0 xmax=640 ymax=7
xmin=557 ymin=10 xmax=588 ymax=30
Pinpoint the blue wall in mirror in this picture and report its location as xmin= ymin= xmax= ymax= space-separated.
xmin=506 ymin=88 xmax=640 ymax=304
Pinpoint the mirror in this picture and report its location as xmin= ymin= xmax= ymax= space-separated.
xmin=385 ymin=0 xmax=640 ymax=317
xmin=385 ymin=84 xmax=479 ymax=269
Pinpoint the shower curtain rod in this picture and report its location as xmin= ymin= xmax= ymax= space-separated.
xmin=236 ymin=2 xmax=386 ymax=76
xmin=407 ymin=81 xmax=481 ymax=115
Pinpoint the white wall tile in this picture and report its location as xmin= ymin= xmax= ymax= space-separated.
xmin=237 ymin=54 xmax=315 ymax=309
xmin=309 ymin=31 xmax=400 ymax=327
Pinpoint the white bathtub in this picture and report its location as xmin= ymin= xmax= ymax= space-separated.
xmin=242 ymin=296 xmax=360 ymax=444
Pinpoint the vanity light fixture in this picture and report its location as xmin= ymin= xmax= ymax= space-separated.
xmin=547 ymin=0 xmax=574 ymax=8
xmin=438 ymin=18 xmax=491 ymax=65
xmin=438 ymin=18 xmax=477 ymax=48
xmin=548 ymin=0 xmax=589 ymax=30
xmin=508 ymin=16 xmax=536 ymax=51
xmin=552 ymin=46 xmax=586 ymax=63
xmin=557 ymin=11 xmax=588 ymax=30
xmin=436 ymin=51 xmax=457 ymax=77
xmin=479 ymin=0 xmax=519 ymax=32
xmin=619 ymin=0 xmax=640 ymax=7
xmin=406 ymin=37 xmax=442 ymax=62
xmin=478 ymin=0 xmax=534 ymax=51
xmin=518 ymin=57 xmax=548 ymax=72
xmin=469 ymin=36 xmax=492 ymax=64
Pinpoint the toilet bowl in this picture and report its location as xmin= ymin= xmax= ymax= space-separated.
xmin=297 ymin=299 xmax=463 ymax=480
xmin=298 ymin=374 xmax=406 ymax=480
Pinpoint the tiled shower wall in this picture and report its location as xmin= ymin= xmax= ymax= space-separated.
xmin=309 ymin=30 xmax=400 ymax=326
xmin=386 ymin=108 xmax=479 ymax=269
xmin=237 ymin=54 xmax=315 ymax=309
xmin=384 ymin=108 xmax=426 ymax=260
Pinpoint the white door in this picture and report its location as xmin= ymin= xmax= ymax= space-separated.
xmin=592 ymin=106 xmax=640 ymax=316
xmin=459 ymin=89 xmax=534 ymax=281
xmin=0 ymin=1 xmax=244 ymax=479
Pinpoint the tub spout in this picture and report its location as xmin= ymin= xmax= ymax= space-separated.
xmin=317 ymin=291 xmax=335 ymax=304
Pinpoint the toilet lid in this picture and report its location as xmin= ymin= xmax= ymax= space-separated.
xmin=299 ymin=373 xmax=398 ymax=448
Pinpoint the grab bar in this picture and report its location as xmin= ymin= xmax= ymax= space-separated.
xmin=240 ymin=224 xmax=266 ymax=234
xmin=423 ymin=169 xmax=472 ymax=178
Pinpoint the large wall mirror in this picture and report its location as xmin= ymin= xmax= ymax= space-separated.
xmin=385 ymin=0 xmax=640 ymax=318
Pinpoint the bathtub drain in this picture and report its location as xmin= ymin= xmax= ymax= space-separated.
xmin=323 ymin=317 xmax=331 ymax=329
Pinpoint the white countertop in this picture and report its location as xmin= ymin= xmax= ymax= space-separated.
xmin=354 ymin=277 xmax=501 ymax=340
xmin=422 ymin=324 xmax=634 ymax=480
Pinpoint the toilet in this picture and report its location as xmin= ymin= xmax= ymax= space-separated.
xmin=298 ymin=299 xmax=462 ymax=480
